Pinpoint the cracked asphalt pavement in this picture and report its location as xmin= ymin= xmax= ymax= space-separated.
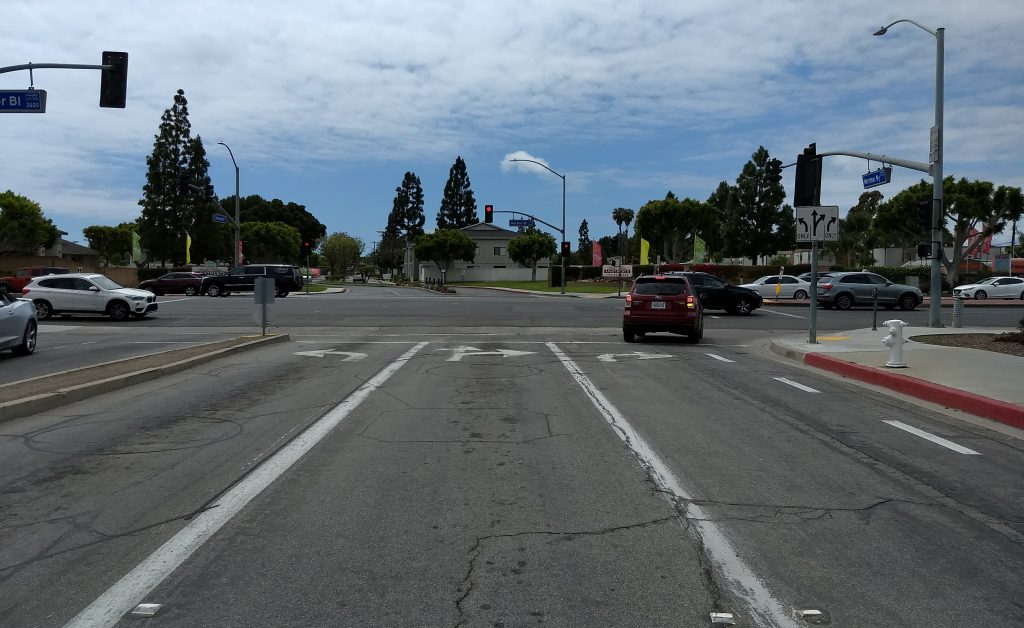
xmin=1 ymin=289 xmax=1022 ymax=627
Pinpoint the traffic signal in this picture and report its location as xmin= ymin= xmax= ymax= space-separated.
xmin=99 ymin=51 xmax=128 ymax=108
xmin=484 ymin=204 xmax=493 ymax=223
xmin=302 ymin=241 xmax=313 ymax=256
xmin=794 ymin=143 xmax=821 ymax=207
xmin=917 ymin=199 xmax=932 ymax=233
xmin=917 ymin=243 xmax=930 ymax=259
xmin=767 ymin=158 xmax=783 ymax=185
xmin=560 ymin=241 xmax=571 ymax=257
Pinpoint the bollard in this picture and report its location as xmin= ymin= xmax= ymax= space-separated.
xmin=871 ymin=287 xmax=879 ymax=331
xmin=882 ymin=319 xmax=909 ymax=368
xmin=951 ymin=295 xmax=964 ymax=328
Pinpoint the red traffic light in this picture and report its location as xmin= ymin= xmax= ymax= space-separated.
xmin=560 ymin=241 xmax=571 ymax=256
xmin=484 ymin=204 xmax=494 ymax=223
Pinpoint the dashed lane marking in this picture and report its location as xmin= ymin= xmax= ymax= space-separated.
xmin=773 ymin=377 xmax=820 ymax=393
xmin=705 ymin=353 xmax=735 ymax=363
xmin=883 ymin=420 xmax=981 ymax=455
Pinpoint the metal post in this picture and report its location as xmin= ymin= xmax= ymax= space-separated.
xmin=560 ymin=173 xmax=566 ymax=295
xmin=808 ymin=240 xmax=818 ymax=344
xmin=218 ymin=142 xmax=240 ymax=268
xmin=930 ymin=27 xmax=944 ymax=328
xmin=1011 ymin=220 xmax=1018 ymax=278
xmin=305 ymin=253 xmax=310 ymax=294
xmin=871 ymin=287 xmax=879 ymax=331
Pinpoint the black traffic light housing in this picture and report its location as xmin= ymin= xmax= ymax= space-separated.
xmin=794 ymin=143 xmax=821 ymax=207
xmin=99 ymin=51 xmax=128 ymax=108
xmin=560 ymin=241 xmax=571 ymax=257
xmin=484 ymin=204 xmax=494 ymax=223
xmin=917 ymin=199 xmax=932 ymax=233
xmin=302 ymin=241 xmax=313 ymax=256
xmin=917 ymin=243 xmax=930 ymax=259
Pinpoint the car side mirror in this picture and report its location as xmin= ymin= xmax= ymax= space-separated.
xmin=886 ymin=281 xmax=893 ymax=286
xmin=89 ymin=286 xmax=100 ymax=291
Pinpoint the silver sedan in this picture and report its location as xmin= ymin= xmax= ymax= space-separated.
xmin=739 ymin=275 xmax=812 ymax=299
xmin=0 ymin=292 xmax=37 ymax=356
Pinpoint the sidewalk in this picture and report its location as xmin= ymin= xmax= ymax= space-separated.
xmin=770 ymin=326 xmax=1024 ymax=430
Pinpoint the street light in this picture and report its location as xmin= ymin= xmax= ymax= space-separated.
xmin=874 ymin=19 xmax=944 ymax=328
xmin=217 ymin=141 xmax=241 ymax=268
xmin=508 ymin=158 xmax=567 ymax=295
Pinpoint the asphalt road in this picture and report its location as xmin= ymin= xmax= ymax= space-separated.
xmin=1 ymin=288 xmax=1022 ymax=626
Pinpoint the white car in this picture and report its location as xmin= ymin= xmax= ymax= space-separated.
xmin=22 ymin=273 xmax=159 ymax=321
xmin=952 ymin=276 xmax=1024 ymax=300
xmin=739 ymin=275 xmax=812 ymax=299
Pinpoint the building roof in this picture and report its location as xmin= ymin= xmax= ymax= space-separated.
xmin=59 ymin=239 xmax=100 ymax=256
xmin=461 ymin=222 xmax=521 ymax=239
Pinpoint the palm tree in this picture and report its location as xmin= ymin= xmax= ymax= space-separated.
xmin=611 ymin=207 xmax=634 ymax=262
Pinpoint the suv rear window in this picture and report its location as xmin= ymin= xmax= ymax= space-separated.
xmin=634 ymin=278 xmax=690 ymax=296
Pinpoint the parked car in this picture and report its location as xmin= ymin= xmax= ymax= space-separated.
xmin=739 ymin=275 xmax=811 ymax=299
xmin=816 ymin=271 xmax=922 ymax=310
xmin=0 ymin=266 xmax=69 ymax=296
xmin=666 ymin=271 xmax=762 ymax=315
xmin=797 ymin=271 xmax=833 ymax=283
xmin=953 ymin=276 xmax=1024 ymax=300
xmin=138 ymin=272 xmax=205 ymax=296
xmin=23 ymin=273 xmax=159 ymax=321
xmin=351 ymin=272 xmax=368 ymax=283
xmin=201 ymin=264 xmax=304 ymax=297
xmin=623 ymin=274 xmax=703 ymax=343
xmin=0 ymin=291 xmax=37 ymax=356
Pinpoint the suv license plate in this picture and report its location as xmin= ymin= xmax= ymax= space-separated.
xmin=651 ymin=301 xmax=666 ymax=309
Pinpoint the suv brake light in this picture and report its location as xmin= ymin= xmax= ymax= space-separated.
xmin=686 ymin=295 xmax=695 ymax=309
xmin=21 ymin=288 xmax=30 ymax=295
xmin=624 ymin=294 xmax=632 ymax=308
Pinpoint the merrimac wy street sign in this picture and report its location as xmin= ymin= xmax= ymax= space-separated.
xmin=212 ymin=213 xmax=228 ymax=223
xmin=0 ymin=89 xmax=47 ymax=113
xmin=862 ymin=167 xmax=891 ymax=189
xmin=509 ymin=218 xmax=535 ymax=228
xmin=795 ymin=206 xmax=839 ymax=243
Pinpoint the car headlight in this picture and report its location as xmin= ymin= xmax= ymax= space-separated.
xmin=130 ymin=296 xmax=147 ymax=301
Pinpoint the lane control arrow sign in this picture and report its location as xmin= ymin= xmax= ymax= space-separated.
xmin=597 ymin=352 xmax=674 ymax=363
xmin=795 ymin=206 xmax=839 ymax=242
xmin=440 ymin=346 xmax=536 ymax=362
xmin=294 ymin=350 xmax=367 ymax=360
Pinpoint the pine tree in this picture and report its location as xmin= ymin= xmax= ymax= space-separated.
xmin=436 ymin=156 xmax=478 ymax=229
xmin=389 ymin=172 xmax=426 ymax=239
xmin=722 ymin=147 xmax=789 ymax=264
xmin=138 ymin=90 xmax=216 ymax=266
xmin=577 ymin=219 xmax=591 ymax=253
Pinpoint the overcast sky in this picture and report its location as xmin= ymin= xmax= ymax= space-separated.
xmin=2 ymin=0 xmax=1022 ymax=251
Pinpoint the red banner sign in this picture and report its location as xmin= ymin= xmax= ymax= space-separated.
xmin=592 ymin=242 xmax=602 ymax=266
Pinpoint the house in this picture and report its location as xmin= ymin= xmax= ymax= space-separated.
xmin=414 ymin=223 xmax=551 ymax=282
xmin=0 ymin=236 xmax=102 ymax=274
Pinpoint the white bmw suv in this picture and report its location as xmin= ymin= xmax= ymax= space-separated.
xmin=23 ymin=273 xmax=158 ymax=321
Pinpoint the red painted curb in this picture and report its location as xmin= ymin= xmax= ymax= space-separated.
xmin=804 ymin=352 xmax=1024 ymax=430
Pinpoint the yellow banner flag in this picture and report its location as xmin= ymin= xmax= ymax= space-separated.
xmin=640 ymin=238 xmax=650 ymax=265
xmin=185 ymin=233 xmax=192 ymax=265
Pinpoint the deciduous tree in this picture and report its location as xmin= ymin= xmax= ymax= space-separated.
xmin=239 ymin=221 xmax=302 ymax=264
xmin=508 ymin=231 xmax=557 ymax=281
xmin=0 ymin=190 xmax=60 ymax=254
xmin=414 ymin=230 xmax=476 ymax=281
xmin=320 ymin=232 xmax=365 ymax=278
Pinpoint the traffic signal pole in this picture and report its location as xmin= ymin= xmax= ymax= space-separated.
xmin=1 ymin=53 xmax=128 ymax=108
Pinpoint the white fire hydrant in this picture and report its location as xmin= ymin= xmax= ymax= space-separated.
xmin=882 ymin=319 xmax=909 ymax=368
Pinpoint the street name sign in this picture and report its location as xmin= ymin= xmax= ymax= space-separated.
xmin=795 ymin=206 xmax=839 ymax=243
xmin=509 ymin=218 xmax=535 ymax=228
xmin=862 ymin=168 xmax=891 ymax=189
xmin=0 ymin=89 xmax=46 ymax=113
xmin=212 ymin=213 xmax=228 ymax=223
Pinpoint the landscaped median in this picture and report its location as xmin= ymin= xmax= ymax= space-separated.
xmin=0 ymin=334 xmax=289 ymax=424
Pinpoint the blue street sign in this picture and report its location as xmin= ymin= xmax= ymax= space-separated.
xmin=0 ymin=89 xmax=47 ymax=113
xmin=862 ymin=168 xmax=890 ymax=189
xmin=509 ymin=218 xmax=535 ymax=227
xmin=212 ymin=213 xmax=228 ymax=224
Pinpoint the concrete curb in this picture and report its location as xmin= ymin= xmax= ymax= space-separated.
xmin=769 ymin=339 xmax=1024 ymax=429
xmin=454 ymin=286 xmax=586 ymax=298
xmin=0 ymin=334 xmax=290 ymax=424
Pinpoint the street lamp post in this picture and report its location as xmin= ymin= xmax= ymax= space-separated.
xmin=509 ymin=158 xmax=566 ymax=294
xmin=874 ymin=19 xmax=944 ymax=328
xmin=217 ymin=142 xmax=241 ymax=268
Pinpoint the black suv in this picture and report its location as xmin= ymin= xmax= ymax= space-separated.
xmin=202 ymin=264 xmax=304 ymax=297
xmin=667 ymin=271 xmax=762 ymax=315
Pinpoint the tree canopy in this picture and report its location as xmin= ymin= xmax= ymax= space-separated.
xmin=507 ymin=231 xmax=556 ymax=281
xmin=83 ymin=223 xmax=136 ymax=266
xmin=722 ymin=146 xmax=792 ymax=264
xmin=414 ymin=229 xmax=476 ymax=278
xmin=436 ymin=156 xmax=478 ymax=230
xmin=239 ymin=221 xmax=302 ymax=264
xmin=0 ymin=190 xmax=60 ymax=254
xmin=320 ymin=232 xmax=364 ymax=278
xmin=388 ymin=172 xmax=426 ymax=240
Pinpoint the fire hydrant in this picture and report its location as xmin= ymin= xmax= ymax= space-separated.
xmin=882 ymin=319 xmax=909 ymax=368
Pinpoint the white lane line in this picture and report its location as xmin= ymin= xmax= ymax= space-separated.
xmin=547 ymin=342 xmax=799 ymax=628
xmin=773 ymin=377 xmax=820 ymax=393
xmin=883 ymin=420 xmax=981 ymax=455
xmin=761 ymin=308 xmax=806 ymax=319
xmin=154 ymin=298 xmax=193 ymax=304
xmin=63 ymin=341 xmax=429 ymax=628
xmin=704 ymin=353 xmax=735 ymax=363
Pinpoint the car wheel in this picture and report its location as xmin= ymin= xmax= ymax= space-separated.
xmin=686 ymin=319 xmax=702 ymax=344
xmin=793 ymin=290 xmax=807 ymax=300
xmin=733 ymin=298 xmax=753 ymax=315
xmin=623 ymin=327 xmax=636 ymax=343
xmin=12 ymin=320 xmax=37 ymax=356
xmin=0 ymin=283 xmax=8 ymax=296
xmin=33 ymin=300 xmax=53 ymax=320
xmin=184 ymin=286 xmax=197 ymax=296
xmin=206 ymin=284 xmax=222 ymax=297
xmin=974 ymin=290 xmax=987 ymax=300
xmin=108 ymin=301 xmax=130 ymax=321
xmin=898 ymin=293 xmax=918 ymax=311
xmin=835 ymin=294 xmax=853 ymax=310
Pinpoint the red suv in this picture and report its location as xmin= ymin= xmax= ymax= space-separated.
xmin=623 ymin=274 xmax=704 ymax=343
xmin=0 ymin=266 xmax=69 ymax=296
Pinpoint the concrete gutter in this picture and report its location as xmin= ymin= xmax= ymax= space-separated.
xmin=0 ymin=334 xmax=289 ymax=424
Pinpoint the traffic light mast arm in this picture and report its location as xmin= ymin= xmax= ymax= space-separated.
xmin=781 ymin=150 xmax=931 ymax=175
xmin=0 ymin=62 xmax=115 ymax=74
xmin=188 ymin=184 xmax=238 ymax=228
xmin=490 ymin=210 xmax=562 ymax=234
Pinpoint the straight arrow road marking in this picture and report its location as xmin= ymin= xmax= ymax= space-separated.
xmin=883 ymin=420 xmax=981 ymax=455
xmin=293 ymin=350 xmax=367 ymax=360
xmin=773 ymin=377 xmax=820 ymax=393
xmin=597 ymin=351 xmax=674 ymax=363
xmin=705 ymin=353 xmax=735 ymax=363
